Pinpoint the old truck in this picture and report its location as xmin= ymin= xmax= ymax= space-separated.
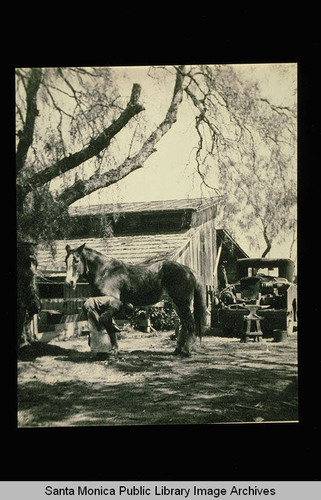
xmin=211 ymin=258 xmax=297 ymax=341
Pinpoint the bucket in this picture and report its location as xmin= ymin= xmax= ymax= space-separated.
xmin=89 ymin=330 xmax=112 ymax=354
xmin=273 ymin=329 xmax=288 ymax=343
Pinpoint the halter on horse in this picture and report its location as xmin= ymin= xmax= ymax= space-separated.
xmin=65 ymin=243 xmax=207 ymax=357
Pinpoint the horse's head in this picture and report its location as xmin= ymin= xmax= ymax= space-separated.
xmin=65 ymin=243 xmax=87 ymax=290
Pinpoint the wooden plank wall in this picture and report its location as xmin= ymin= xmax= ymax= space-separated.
xmin=62 ymin=282 xmax=91 ymax=314
xmin=176 ymin=218 xmax=217 ymax=291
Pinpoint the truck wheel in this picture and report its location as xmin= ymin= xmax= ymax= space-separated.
xmin=222 ymin=327 xmax=234 ymax=337
xmin=293 ymin=302 xmax=298 ymax=331
xmin=273 ymin=329 xmax=288 ymax=342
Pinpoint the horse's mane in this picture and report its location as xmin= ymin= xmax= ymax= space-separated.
xmin=83 ymin=245 xmax=166 ymax=269
xmin=83 ymin=245 xmax=122 ymax=266
xmin=83 ymin=246 xmax=104 ymax=258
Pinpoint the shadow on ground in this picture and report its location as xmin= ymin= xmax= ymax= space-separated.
xmin=18 ymin=335 xmax=298 ymax=427
xmin=18 ymin=342 xmax=76 ymax=361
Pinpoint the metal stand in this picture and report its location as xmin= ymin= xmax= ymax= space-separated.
xmin=241 ymin=304 xmax=263 ymax=343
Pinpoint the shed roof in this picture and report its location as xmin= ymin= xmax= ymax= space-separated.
xmin=216 ymin=229 xmax=249 ymax=259
xmin=69 ymin=197 xmax=217 ymax=217
xmin=37 ymin=233 xmax=192 ymax=275
xmin=38 ymin=199 xmax=218 ymax=275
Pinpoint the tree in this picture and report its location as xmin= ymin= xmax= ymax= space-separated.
xmin=180 ymin=64 xmax=297 ymax=258
xmin=16 ymin=65 xmax=296 ymax=257
xmin=16 ymin=66 xmax=185 ymax=245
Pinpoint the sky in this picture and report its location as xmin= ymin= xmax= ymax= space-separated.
xmin=71 ymin=63 xmax=297 ymax=262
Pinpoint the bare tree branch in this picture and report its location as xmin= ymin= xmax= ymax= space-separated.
xmin=259 ymin=97 xmax=296 ymax=117
xmin=56 ymin=66 xmax=186 ymax=206
xmin=19 ymin=83 xmax=145 ymax=199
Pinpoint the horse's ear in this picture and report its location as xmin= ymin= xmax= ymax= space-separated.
xmin=65 ymin=244 xmax=72 ymax=255
xmin=77 ymin=243 xmax=86 ymax=254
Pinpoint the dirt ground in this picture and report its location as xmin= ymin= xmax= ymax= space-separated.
xmin=17 ymin=329 xmax=298 ymax=427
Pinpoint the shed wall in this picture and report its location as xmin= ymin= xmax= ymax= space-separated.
xmin=176 ymin=218 xmax=216 ymax=289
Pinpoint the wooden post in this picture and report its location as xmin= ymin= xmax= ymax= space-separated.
xmin=30 ymin=313 xmax=38 ymax=340
xmin=213 ymin=243 xmax=222 ymax=279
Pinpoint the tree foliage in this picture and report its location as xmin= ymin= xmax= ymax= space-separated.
xmin=180 ymin=65 xmax=296 ymax=256
xmin=16 ymin=65 xmax=296 ymax=257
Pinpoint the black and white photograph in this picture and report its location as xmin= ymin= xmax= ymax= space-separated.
xmin=16 ymin=63 xmax=298 ymax=429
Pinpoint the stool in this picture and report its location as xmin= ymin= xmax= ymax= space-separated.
xmin=241 ymin=304 xmax=263 ymax=343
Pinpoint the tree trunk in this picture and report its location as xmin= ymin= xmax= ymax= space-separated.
xmin=17 ymin=242 xmax=41 ymax=346
xmin=16 ymin=68 xmax=42 ymax=174
xmin=261 ymin=226 xmax=272 ymax=258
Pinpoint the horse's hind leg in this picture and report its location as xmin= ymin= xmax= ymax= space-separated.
xmin=174 ymin=303 xmax=196 ymax=357
xmin=174 ymin=322 xmax=186 ymax=355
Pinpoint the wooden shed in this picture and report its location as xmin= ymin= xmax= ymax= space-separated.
xmin=37 ymin=198 xmax=216 ymax=310
xmin=36 ymin=198 xmax=248 ymax=325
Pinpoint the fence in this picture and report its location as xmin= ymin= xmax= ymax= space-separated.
xmin=40 ymin=297 xmax=87 ymax=315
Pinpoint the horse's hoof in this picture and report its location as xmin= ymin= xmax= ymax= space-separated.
xmin=180 ymin=347 xmax=192 ymax=357
xmin=173 ymin=348 xmax=181 ymax=355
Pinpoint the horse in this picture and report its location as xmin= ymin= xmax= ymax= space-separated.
xmin=64 ymin=243 xmax=207 ymax=357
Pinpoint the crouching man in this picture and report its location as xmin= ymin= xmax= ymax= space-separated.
xmin=82 ymin=296 xmax=133 ymax=359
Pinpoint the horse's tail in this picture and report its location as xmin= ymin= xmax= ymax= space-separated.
xmin=194 ymin=279 xmax=207 ymax=342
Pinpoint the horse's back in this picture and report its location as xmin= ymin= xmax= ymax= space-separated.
xmin=159 ymin=260 xmax=197 ymax=303
xmin=161 ymin=260 xmax=197 ymax=282
xmin=94 ymin=256 xmax=198 ymax=307
xmin=118 ymin=261 xmax=164 ymax=306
